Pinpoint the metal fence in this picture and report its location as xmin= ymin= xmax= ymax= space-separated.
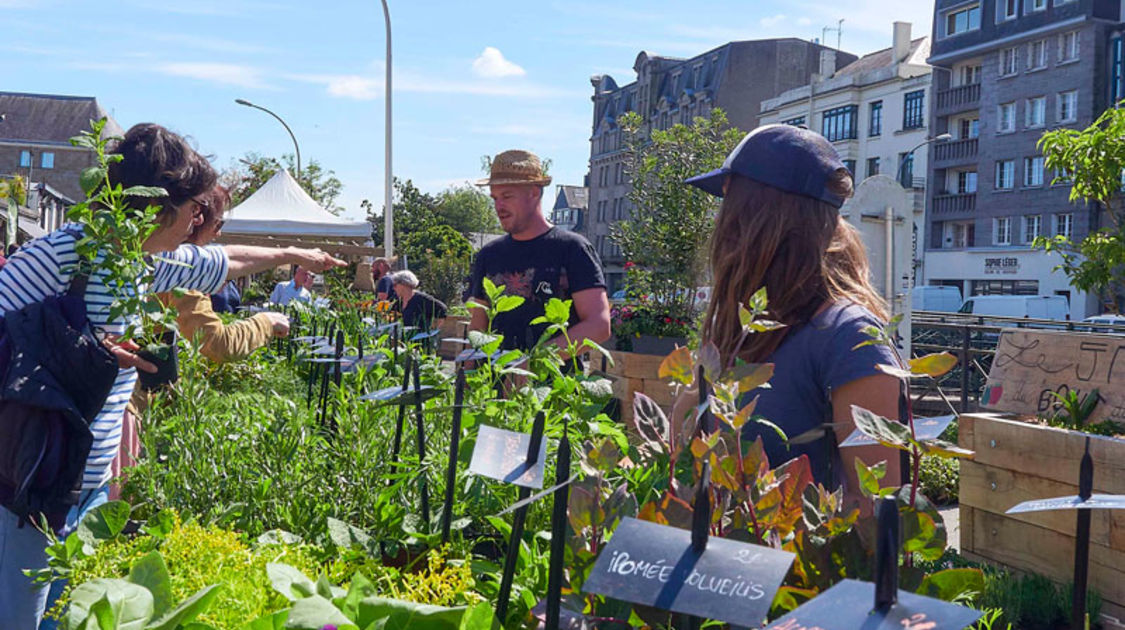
xmin=908 ymin=310 xmax=1125 ymax=415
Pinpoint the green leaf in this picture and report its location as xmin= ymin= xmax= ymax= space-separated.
xmin=267 ymin=563 xmax=317 ymax=601
xmin=80 ymin=167 xmax=107 ymax=196
xmin=122 ymin=185 xmax=168 ymax=198
xmin=579 ymin=378 xmax=613 ymax=401
xmin=128 ymin=551 xmax=173 ymax=619
xmin=698 ymin=341 xmax=722 ymax=382
xmin=459 ymin=602 xmax=499 ymax=629
xmin=657 ymin=346 xmax=694 ymax=385
xmin=285 ymin=594 xmax=355 ymax=629
xmin=356 ymin=596 xmax=468 ymax=630
xmin=66 ymin=578 xmax=154 ymax=630
xmin=336 ymin=571 xmax=377 ymax=621
xmin=543 ymin=298 xmax=571 ymax=324
xmin=240 ymin=611 xmax=289 ymax=630
xmin=917 ymin=568 xmax=986 ymax=602
xmin=326 ymin=517 xmax=374 ymax=553
xmin=76 ymin=501 xmax=132 ymax=547
xmin=142 ymin=510 xmax=176 ymax=540
xmin=147 ymin=584 xmax=223 ymax=630
xmin=854 ymin=459 xmax=887 ymax=499
xmin=257 ymin=530 xmax=304 ymax=546
xmin=493 ymin=295 xmax=524 ymax=314
xmin=850 ymin=405 xmax=913 ymax=451
xmin=581 ymin=338 xmax=613 ymax=365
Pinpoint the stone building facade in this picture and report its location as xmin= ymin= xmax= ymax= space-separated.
xmin=587 ymin=40 xmax=858 ymax=292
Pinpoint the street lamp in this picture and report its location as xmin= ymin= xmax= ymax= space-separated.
xmin=380 ymin=0 xmax=394 ymax=258
xmin=235 ymin=99 xmax=302 ymax=182
xmin=897 ymin=133 xmax=952 ymax=188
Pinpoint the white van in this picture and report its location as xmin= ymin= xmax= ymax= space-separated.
xmin=958 ymin=295 xmax=1069 ymax=320
xmin=912 ymin=286 xmax=963 ymax=312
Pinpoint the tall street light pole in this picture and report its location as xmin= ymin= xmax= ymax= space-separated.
xmin=235 ymin=99 xmax=302 ymax=182
xmin=381 ymin=0 xmax=394 ymax=257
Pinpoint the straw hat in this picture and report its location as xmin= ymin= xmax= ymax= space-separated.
xmin=476 ymin=149 xmax=552 ymax=187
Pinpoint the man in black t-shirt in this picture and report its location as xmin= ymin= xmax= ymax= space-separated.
xmin=391 ymin=270 xmax=447 ymax=330
xmin=469 ymin=150 xmax=610 ymax=354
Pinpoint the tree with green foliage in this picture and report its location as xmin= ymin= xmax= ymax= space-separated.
xmin=220 ymin=153 xmax=343 ymax=214
xmin=435 ymin=184 xmax=499 ymax=237
xmin=365 ymin=178 xmax=439 ymax=246
xmin=1036 ymin=107 xmax=1125 ymax=311
xmin=612 ymin=107 xmax=744 ymax=322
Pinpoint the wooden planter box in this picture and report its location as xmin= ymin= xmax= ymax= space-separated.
xmin=606 ymin=350 xmax=678 ymax=426
xmin=437 ymin=316 xmax=470 ymax=360
xmin=959 ymin=412 xmax=1125 ymax=621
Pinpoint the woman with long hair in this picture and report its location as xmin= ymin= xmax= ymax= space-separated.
xmin=685 ymin=124 xmax=901 ymax=500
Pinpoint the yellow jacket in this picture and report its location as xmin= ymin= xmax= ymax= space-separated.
xmin=169 ymin=290 xmax=274 ymax=363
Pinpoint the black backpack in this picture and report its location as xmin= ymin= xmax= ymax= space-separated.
xmin=0 ymin=259 xmax=119 ymax=532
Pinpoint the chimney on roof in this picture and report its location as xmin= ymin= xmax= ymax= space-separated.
xmin=893 ymin=22 xmax=912 ymax=63
xmin=818 ymin=50 xmax=837 ymax=78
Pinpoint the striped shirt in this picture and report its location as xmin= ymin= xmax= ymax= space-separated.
xmin=0 ymin=224 xmax=228 ymax=488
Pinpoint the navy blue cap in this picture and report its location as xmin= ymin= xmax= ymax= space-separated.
xmin=684 ymin=124 xmax=848 ymax=208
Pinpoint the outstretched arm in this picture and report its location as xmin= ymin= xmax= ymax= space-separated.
xmin=224 ymin=245 xmax=345 ymax=279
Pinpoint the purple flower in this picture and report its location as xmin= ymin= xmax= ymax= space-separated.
xmin=321 ymin=625 xmax=338 ymax=630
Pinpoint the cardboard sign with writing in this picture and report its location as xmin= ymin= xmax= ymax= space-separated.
xmin=468 ymin=425 xmax=547 ymax=489
xmin=763 ymin=579 xmax=982 ymax=630
xmin=983 ymin=330 xmax=1125 ymax=423
xmin=1007 ymin=493 xmax=1125 ymax=514
xmin=840 ymin=415 xmax=956 ymax=448
xmin=582 ymin=517 xmax=794 ymax=626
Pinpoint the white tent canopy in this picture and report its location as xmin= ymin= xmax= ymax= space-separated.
xmin=223 ymin=169 xmax=371 ymax=239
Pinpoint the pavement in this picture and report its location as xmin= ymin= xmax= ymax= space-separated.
xmin=939 ymin=504 xmax=960 ymax=551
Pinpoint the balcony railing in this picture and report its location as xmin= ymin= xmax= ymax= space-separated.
xmin=932 ymin=192 xmax=976 ymax=214
xmin=936 ymin=83 xmax=981 ymax=114
xmin=933 ymin=137 xmax=978 ymax=164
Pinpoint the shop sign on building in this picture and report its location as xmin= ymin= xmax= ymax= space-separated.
xmin=984 ymin=257 xmax=1020 ymax=275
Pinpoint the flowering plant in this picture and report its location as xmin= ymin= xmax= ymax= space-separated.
xmin=611 ymin=300 xmax=694 ymax=349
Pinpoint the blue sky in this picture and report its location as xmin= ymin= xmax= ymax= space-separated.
xmin=4 ymin=0 xmax=932 ymax=221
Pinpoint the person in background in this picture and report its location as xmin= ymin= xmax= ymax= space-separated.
xmin=392 ymin=270 xmax=447 ymax=330
xmin=468 ymin=149 xmax=610 ymax=356
xmin=0 ymin=122 xmax=346 ymax=628
xmin=269 ymin=266 xmax=313 ymax=306
xmin=373 ymin=257 xmax=393 ymax=301
xmin=210 ymin=279 xmax=241 ymax=313
xmin=680 ymin=123 xmax=900 ymax=505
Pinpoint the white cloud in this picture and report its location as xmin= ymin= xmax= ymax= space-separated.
xmin=157 ymin=62 xmax=270 ymax=89
xmin=471 ymin=47 xmax=526 ymax=79
xmin=147 ymin=33 xmax=274 ymax=55
xmin=326 ymin=75 xmax=383 ymax=100
xmin=797 ymin=17 xmax=813 ymax=26
xmin=289 ymin=68 xmax=579 ymax=101
xmin=760 ymin=14 xmax=787 ymax=28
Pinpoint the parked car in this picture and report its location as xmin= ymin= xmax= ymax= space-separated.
xmin=609 ymin=289 xmax=627 ymax=304
xmin=958 ymin=295 xmax=1069 ymax=320
xmin=911 ymin=285 xmax=962 ymax=312
xmin=1083 ymin=314 xmax=1125 ymax=333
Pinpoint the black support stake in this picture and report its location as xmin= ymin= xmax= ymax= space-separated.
xmin=497 ymin=411 xmax=546 ymax=623
xmin=874 ymin=497 xmax=900 ymax=613
xmin=545 ymin=416 xmax=571 ymax=630
xmin=440 ymin=367 xmax=467 ymax=544
xmin=412 ymin=359 xmax=430 ymax=532
xmin=1072 ymin=437 xmax=1094 ymax=630
xmin=697 ymin=365 xmax=715 ymax=435
xmin=391 ymin=353 xmax=412 ymax=464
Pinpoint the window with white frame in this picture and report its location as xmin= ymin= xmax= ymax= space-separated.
xmin=1028 ymin=0 xmax=1046 ymax=12
xmin=995 ymin=217 xmax=1012 ymax=245
xmin=1059 ymin=31 xmax=1079 ymax=62
xmin=1058 ymin=90 xmax=1078 ymax=123
xmin=952 ymin=222 xmax=973 ymax=248
xmin=998 ymin=0 xmax=1018 ymax=21
xmin=1000 ymin=47 xmax=1019 ymax=76
xmin=955 ymin=63 xmax=982 ymax=86
xmin=957 ymin=171 xmax=978 ymax=194
xmin=18 ymin=150 xmax=30 ymax=168
xmin=1025 ymin=96 xmax=1046 ymax=127
xmin=996 ymin=160 xmax=1015 ymax=189
xmin=1024 ymin=156 xmax=1045 ymax=186
xmin=998 ymin=102 xmax=1016 ymax=132
xmin=1024 ymin=215 xmax=1041 ymax=243
xmin=40 ymin=152 xmax=54 ymax=169
xmin=945 ymin=4 xmax=981 ymax=37
xmin=1055 ymin=213 xmax=1073 ymax=238
xmin=1028 ymin=39 xmax=1048 ymax=70
xmin=958 ymin=116 xmax=981 ymax=139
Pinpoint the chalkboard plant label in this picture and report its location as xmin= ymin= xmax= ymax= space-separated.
xmin=582 ymin=517 xmax=794 ymax=626
xmin=358 ymin=385 xmax=440 ymax=406
xmin=841 ymin=415 xmax=955 ymax=448
xmin=468 ymin=425 xmax=548 ymax=489
xmin=1007 ymin=493 xmax=1125 ymax=513
xmin=763 ymin=579 xmax=982 ymax=630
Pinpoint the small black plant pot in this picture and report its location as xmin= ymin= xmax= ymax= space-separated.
xmin=136 ymin=332 xmax=179 ymax=391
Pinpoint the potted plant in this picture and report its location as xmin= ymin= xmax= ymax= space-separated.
xmin=67 ymin=119 xmax=185 ymax=390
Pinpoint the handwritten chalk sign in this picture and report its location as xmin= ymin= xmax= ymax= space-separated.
xmin=984 ymin=330 xmax=1125 ymax=423
xmin=1007 ymin=493 xmax=1125 ymax=514
xmin=468 ymin=425 xmax=547 ymax=489
xmin=410 ymin=329 xmax=441 ymax=342
xmin=293 ymin=335 xmax=328 ymax=344
xmin=840 ymin=415 xmax=956 ymax=448
xmin=341 ymin=355 xmax=386 ymax=374
xmin=582 ymin=517 xmax=794 ymax=626
xmin=763 ymin=579 xmax=982 ymax=630
xmin=358 ymin=385 xmax=440 ymax=406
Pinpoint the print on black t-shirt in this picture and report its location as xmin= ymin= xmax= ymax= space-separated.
xmin=469 ymin=227 xmax=605 ymax=351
